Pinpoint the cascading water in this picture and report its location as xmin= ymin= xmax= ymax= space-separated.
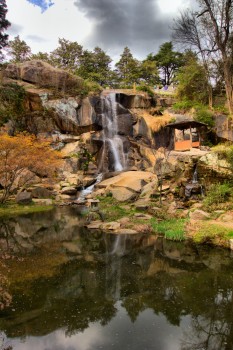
xmin=99 ymin=93 xmax=127 ymax=172
xmin=185 ymin=164 xmax=204 ymax=198
xmin=76 ymin=173 xmax=103 ymax=202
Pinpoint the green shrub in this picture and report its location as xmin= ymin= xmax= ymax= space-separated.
xmin=151 ymin=218 xmax=186 ymax=241
xmin=193 ymin=223 xmax=233 ymax=244
xmin=0 ymin=83 xmax=26 ymax=127
xmin=194 ymin=105 xmax=214 ymax=127
xmin=83 ymin=80 xmax=103 ymax=96
xmin=203 ymin=183 xmax=232 ymax=207
xmin=172 ymin=100 xmax=194 ymax=113
xmin=172 ymin=100 xmax=214 ymax=127
xmin=212 ymin=143 xmax=233 ymax=171
xmin=136 ymin=84 xmax=154 ymax=97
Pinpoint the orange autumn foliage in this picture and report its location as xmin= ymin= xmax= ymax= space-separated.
xmin=0 ymin=133 xmax=61 ymax=203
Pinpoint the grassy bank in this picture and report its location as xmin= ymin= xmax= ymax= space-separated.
xmin=0 ymin=203 xmax=54 ymax=218
xmin=97 ymin=195 xmax=233 ymax=247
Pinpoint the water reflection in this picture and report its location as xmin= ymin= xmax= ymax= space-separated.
xmin=0 ymin=209 xmax=233 ymax=349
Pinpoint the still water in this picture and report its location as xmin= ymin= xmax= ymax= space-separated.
xmin=1 ymin=207 xmax=233 ymax=350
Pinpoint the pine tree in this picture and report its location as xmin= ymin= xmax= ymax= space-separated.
xmin=0 ymin=0 xmax=10 ymax=52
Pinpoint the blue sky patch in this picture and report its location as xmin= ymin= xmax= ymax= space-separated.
xmin=26 ymin=0 xmax=55 ymax=13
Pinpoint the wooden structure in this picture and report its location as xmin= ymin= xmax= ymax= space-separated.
xmin=166 ymin=120 xmax=207 ymax=151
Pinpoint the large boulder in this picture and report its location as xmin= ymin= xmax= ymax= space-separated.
xmin=16 ymin=191 xmax=32 ymax=204
xmin=116 ymin=93 xmax=153 ymax=109
xmin=97 ymin=171 xmax=157 ymax=202
xmin=31 ymin=187 xmax=52 ymax=199
xmin=4 ymin=60 xmax=83 ymax=92
xmin=189 ymin=210 xmax=211 ymax=221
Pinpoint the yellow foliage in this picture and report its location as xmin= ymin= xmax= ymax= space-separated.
xmin=0 ymin=133 xmax=61 ymax=202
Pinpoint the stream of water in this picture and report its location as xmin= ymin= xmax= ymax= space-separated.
xmin=1 ymin=208 xmax=233 ymax=350
xmin=98 ymin=93 xmax=127 ymax=172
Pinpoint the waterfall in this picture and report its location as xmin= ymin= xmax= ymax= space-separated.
xmin=76 ymin=173 xmax=103 ymax=202
xmin=99 ymin=93 xmax=127 ymax=172
xmin=192 ymin=165 xmax=198 ymax=184
xmin=185 ymin=164 xmax=204 ymax=198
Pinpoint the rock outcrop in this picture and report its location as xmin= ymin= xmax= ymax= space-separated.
xmin=97 ymin=171 xmax=158 ymax=202
xmin=4 ymin=60 xmax=83 ymax=91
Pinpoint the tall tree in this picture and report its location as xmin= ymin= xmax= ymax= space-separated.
xmin=50 ymin=38 xmax=83 ymax=71
xmin=77 ymin=47 xmax=112 ymax=86
xmin=115 ymin=47 xmax=140 ymax=87
xmin=139 ymin=58 xmax=159 ymax=86
xmin=176 ymin=51 xmax=209 ymax=103
xmin=173 ymin=1 xmax=233 ymax=114
xmin=30 ymin=51 xmax=50 ymax=62
xmin=0 ymin=0 xmax=10 ymax=57
xmin=8 ymin=36 xmax=31 ymax=62
xmin=153 ymin=42 xmax=184 ymax=86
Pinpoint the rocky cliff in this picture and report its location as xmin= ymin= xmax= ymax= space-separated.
xmin=1 ymin=60 xmax=229 ymax=205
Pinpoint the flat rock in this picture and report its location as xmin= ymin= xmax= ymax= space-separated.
xmin=86 ymin=221 xmax=102 ymax=229
xmin=135 ymin=204 xmax=149 ymax=211
xmin=61 ymin=187 xmax=77 ymax=195
xmin=111 ymin=187 xmax=137 ymax=202
xmin=101 ymin=221 xmax=121 ymax=231
xmin=134 ymin=213 xmax=152 ymax=220
xmin=117 ymin=229 xmax=138 ymax=234
xmin=32 ymin=199 xmax=53 ymax=206
xmin=189 ymin=210 xmax=210 ymax=221
xmin=97 ymin=171 xmax=157 ymax=190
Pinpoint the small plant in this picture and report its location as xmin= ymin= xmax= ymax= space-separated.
xmin=136 ymin=84 xmax=154 ymax=97
xmin=82 ymin=80 xmax=103 ymax=96
xmin=193 ymin=222 xmax=233 ymax=244
xmin=0 ymin=83 xmax=26 ymax=129
xmin=172 ymin=100 xmax=194 ymax=113
xmin=172 ymin=100 xmax=214 ymax=127
xmin=78 ymin=146 xmax=93 ymax=172
xmin=194 ymin=105 xmax=214 ymax=127
xmin=203 ymin=183 xmax=232 ymax=208
xmin=151 ymin=218 xmax=186 ymax=241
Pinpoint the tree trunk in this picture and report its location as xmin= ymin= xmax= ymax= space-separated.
xmin=222 ymin=54 xmax=233 ymax=115
xmin=208 ymin=85 xmax=213 ymax=109
xmin=223 ymin=63 xmax=233 ymax=115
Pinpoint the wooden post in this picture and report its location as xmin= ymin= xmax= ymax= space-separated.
xmin=190 ymin=126 xmax=192 ymax=148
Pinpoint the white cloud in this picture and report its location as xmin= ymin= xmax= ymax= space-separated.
xmin=7 ymin=0 xmax=93 ymax=54
xmin=157 ymin=0 xmax=191 ymax=14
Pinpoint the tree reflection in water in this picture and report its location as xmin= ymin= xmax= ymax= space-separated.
xmin=0 ymin=208 xmax=233 ymax=349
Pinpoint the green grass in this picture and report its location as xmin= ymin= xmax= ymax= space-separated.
xmin=98 ymin=196 xmax=136 ymax=221
xmin=0 ymin=203 xmax=54 ymax=218
xmin=203 ymin=183 xmax=233 ymax=209
xmin=151 ymin=218 xmax=186 ymax=241
xmin=193 ymin=222 xmax=233 ymax=244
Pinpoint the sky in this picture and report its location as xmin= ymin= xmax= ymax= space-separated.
xmin=6 ymin=0 xmax=193 ymax=62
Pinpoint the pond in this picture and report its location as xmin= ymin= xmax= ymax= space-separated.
xmin=0 ymin=207 xmax=233 ymax=350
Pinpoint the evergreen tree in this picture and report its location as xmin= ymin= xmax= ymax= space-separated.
xmin=0 ymin=0 xmax=10 ymax=57
xmin=115 ymin=47 xmax=140 ymax=87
